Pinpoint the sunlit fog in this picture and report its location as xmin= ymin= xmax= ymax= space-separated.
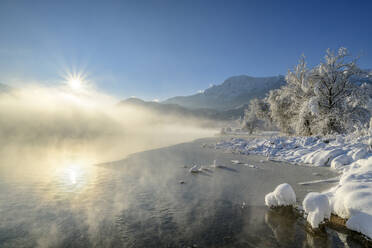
xmin=0 ymin=81 xmax=215 ymax=169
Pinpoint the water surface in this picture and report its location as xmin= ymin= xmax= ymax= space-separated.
xmin=0 ymin=138 xmax=364 ymax=247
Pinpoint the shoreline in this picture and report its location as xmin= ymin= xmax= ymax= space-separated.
xmin=215 ymin=133 xmax=372 ymax=245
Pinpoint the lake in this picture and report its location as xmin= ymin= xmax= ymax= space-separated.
xmin=0 ymin=138 xmax=364 ymax=247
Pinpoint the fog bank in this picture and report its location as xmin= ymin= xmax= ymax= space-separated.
xmin=0 ymin=83 xmax=215 ymax=170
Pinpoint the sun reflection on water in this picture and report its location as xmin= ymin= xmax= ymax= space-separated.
xmin=67 ymin=165 xmax=78 ymax=185
xmin=57 ymin=162 xmax=90 ymax=191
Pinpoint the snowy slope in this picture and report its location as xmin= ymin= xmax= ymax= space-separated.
xmin=164 ymin=75 xmax=286 ymax=110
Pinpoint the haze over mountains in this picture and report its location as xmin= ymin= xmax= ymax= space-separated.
xmin=120 ymin=75 xmax=286 ymax=121
xmin=120 ymin=97 xmax=249 ymax=122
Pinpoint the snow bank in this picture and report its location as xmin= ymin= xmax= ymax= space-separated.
xmin=216 ymin=133 xmax=372 ymax=238
xmin=216 ymin=134 xmax=371 ymax=168
xmin=303 ymin=192 xmax=331 ymax=228
xmin=346 ymin=212 xmax=372 ymax=239
xmin=327 ymin=156 xmax=372 ymax=238
xmin=265 ymin=183 xmax=296 ymax=207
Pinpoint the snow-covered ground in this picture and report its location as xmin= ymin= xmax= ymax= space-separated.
xmin=216 ymin=132 xmax=372 ymax=239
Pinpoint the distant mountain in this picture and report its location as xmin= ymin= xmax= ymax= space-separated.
xmin=163 ymin=75 xmax=286 ymax=110
xmin=119 ymin=97 xmax=246 ymax=121
xmin=120 ymin=97 xmax=217 ymax=117
xmin=0 ymin=83 xmax=11 ymax=93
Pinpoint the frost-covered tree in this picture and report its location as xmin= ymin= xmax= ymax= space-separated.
xmin=285 ymin=55 xmax=316 ymax=135
xmin=249 ymin=98 xmax=272 ymax=126
xmin=361 ymin=82 xmax=372 ymax=117
xmin=267 ymin=89 xmax=293 ymax=134
xmin=242 ymin=108 xmax=258 ymax=134
xmin=242 ymin=98 xmax=274 ymax=133
xmin=267 ymin=56 xmax=314 ymax=135
xmin=268 ymin=48 xmax=370 ymax=136
xmin=242 ymin=100 xmax=260 ymax=134
xmin=361 ymin=82 xmax=372 ymax=99
xmin=309 ymin=48 xmax=369 ymax=134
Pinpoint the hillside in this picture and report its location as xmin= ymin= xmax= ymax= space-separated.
xmin=119 ymin=98 xmax=247 ymax=121
xmin=163 ymin=75 xmax=286 ymax=110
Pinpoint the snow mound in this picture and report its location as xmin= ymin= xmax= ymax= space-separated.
xmin=265 ymin=183 xmax=296 ymax=207
xmin=327 ymin=156 xmax=372 ymax=238
xmin=330 ymin=159 xmax=372 ymax=219
xmin=303 ymin=192 xmax=331 ymax=228
xmin=346 ymin=212 xmax=372 ymax=239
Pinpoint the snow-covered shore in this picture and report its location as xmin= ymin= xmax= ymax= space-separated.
xmin=216 ymin=133 xmax=372 ymax=239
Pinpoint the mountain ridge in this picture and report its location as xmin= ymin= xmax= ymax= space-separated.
xmin=119 ymin=97 xmax=247 ymax=121
xmin=163 ymin=75 xmax=286 ymax=110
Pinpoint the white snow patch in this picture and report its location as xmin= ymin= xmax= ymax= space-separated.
xmin=189 ymin=164 xmax=203 ymax=173
xmin=303 ymin=192 xmax=331 ymax=228
xmin=265 ymin=183 xmax=296 ymax=208
xmin=244 ymin=164 xmax=257 ymax=168
xmin=231 ymin=160 xmax=243 ymax=164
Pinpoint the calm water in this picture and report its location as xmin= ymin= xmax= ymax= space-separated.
xmin=0 ymin=139 xmax=365 ymax=247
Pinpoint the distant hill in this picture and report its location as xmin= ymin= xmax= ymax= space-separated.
xmin=0 ymin=83 xmax=11 ymax=93
xmin=119 ymin=97 xmax=247 ymax=121
xmin=163 ymin=75 xmax=286 ymax=110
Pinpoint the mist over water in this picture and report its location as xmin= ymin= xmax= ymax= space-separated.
xmin=0 ymin=84 xmax=215 ymax=167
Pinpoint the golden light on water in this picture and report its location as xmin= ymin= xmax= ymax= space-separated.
xmin=67 ymin=165 xmax=78 ymax=184
xmin=57 ymin=162 xmax=89 ymax=190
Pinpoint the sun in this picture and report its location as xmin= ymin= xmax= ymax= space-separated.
xmin=62 ymin=69 xmax=88 ymax=91
xmin=68 ymin=77 xmax=83 ymax=90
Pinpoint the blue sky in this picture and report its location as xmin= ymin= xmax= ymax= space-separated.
xmin=0 ymin=0 xmax=372 ymax=100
